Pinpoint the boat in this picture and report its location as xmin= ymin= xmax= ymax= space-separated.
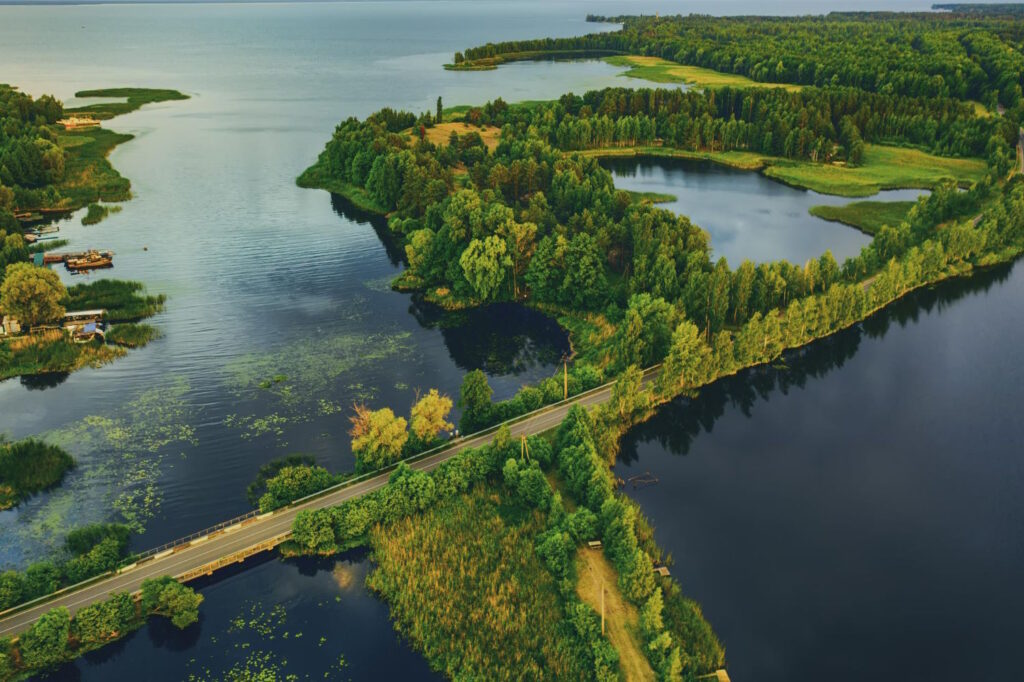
xmin=65 ymin=250 xmax=114 ymax=271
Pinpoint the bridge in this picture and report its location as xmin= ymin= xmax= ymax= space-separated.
xmin=0 ymin=368 xmax=655 ymax=639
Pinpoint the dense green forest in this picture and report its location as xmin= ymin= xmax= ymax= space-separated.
xmin=453 ymin=11 xmax=1024 ymax=107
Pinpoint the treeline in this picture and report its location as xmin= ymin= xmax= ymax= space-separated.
xmin=581 ymin=178 xmax=1024 ymax=459
xmin=456 ymin=13 xmax=1024 ymax=106
xmin=0 ymin=85 xmax=65 ymax=224
xmin=0 ymin=576 xmax=201 ymax=681
xmin=0 ymin=524 xmax=135 ymax=612
xmin=478 ymin=87 xmax=1004 ymax=161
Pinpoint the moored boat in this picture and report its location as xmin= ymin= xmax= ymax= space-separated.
xmin=65 ymin=250 xmax=114 ymax=271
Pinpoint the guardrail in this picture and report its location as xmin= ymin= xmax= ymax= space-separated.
xmin=0 ymin=363 xmax=663 ymax=625
xmin=133 ymin=509 xmax=261 ymax=562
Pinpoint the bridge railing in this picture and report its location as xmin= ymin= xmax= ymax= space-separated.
xmin=133 ymin=509 xmax=261 ymax=562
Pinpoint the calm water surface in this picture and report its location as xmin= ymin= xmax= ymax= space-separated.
xmin=616 ymin=263 xmax=1024 ymax=681
xmin=603 ymin=156 xmax=924 ymax=264
xmin=0 ymin=1 xmax=1017 ymax=680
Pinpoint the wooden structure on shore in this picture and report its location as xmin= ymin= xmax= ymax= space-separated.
xmin=39 ymin=250 xmax=115 ymax=271
xmin=57 ymin=116 xmax=99 ymax=130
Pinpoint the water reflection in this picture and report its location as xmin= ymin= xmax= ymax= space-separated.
xmin=330 ymin=192 xmax=405 ymax=267
xmin=615 ymin=261 xmax=1024 ymax=682
xmin=602 ymin=156 xmax=924 ymax=265
xmin=623 ymin=263 xmax=1015 ymax=461
xmin=410 ymin=300 xmax=570 ymax=376
xmin=19 ymin=372 xmax=70 ymax=391
xmin=42 ymin=549 xmax=441 ymax=682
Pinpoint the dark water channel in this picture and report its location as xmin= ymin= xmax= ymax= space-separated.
xmin=615 ymin=262 xmax=1024 ymax=681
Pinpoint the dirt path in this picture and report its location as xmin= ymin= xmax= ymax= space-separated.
xmin=576 ymin=548 xmax=656 ymax=682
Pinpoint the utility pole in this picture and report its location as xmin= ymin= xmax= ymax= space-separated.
xmin=562 ymin=352 xmax=568 ymax=400
xmin=521 ymin=434 xmax=530 ymax=461
xmin=600 ymin=578 xmax=605 ymax=635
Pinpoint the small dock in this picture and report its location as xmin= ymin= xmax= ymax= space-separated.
xmin=36 ymin=250 xmax=115 ymax=271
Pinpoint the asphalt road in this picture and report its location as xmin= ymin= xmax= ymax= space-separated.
xmin=0 ymin=370 xmax=639 ymax=638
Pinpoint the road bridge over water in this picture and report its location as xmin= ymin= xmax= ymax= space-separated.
xmin=0 ymin=369 xmax=652 ymax=638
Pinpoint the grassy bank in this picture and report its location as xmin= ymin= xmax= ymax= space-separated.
xmin=582 ymin=143 xmax=987 ymax=197
xmin=105 ymin=323 xmax=160 ymax=348
xmin=809 ymin=200 xmax=917 ymax=235
xmin=623 ymin=189 xmax=676 ymax=205
xmin=0 ymin=331 xmax=126 ymax=382
xmin=49 ymin=127 xmax=135 ymax=209
xmin=81 ymin=203 xmax=120 ymax=226
xmin=66 ymin=88 xmax=189 ymax=120
xmin=605 ymin=55 xmax=802 ymax=91
xmin=296 ymin=161 xmax=388 ymax=214
xmin=765 ymin=144 xmax=987 ymax=196
xmin=17 ymin=88 xmax=188 ymax=212
xmin=63 ymin=279 xmax=166 ymax=322
xmin=0 ymin=281 xmax=164 ymax=381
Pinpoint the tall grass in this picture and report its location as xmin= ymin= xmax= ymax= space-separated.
xmin=368 ymin=488 xmax=594 ymax=681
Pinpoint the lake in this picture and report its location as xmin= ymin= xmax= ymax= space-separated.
xmin=0 ymin=1 xmax=1017 ymax=680
xmin=602 ymin=156 xmax=924 ymax=265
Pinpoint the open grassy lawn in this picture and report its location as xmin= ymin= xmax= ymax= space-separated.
xmin=417 ymin=121 xmax=501 ymax=151
xmin=67 ymin=87 xmax=189 ymax=120
xmin=809 ymin=200 xmax=917 ymax=235
xmin=765 ymin=144 xmax=988 ymax=197
xmin=576 ymin=548 xmax=656 ymax=682
xmin=605 ymin=55 xmax=802 ymax=92
xmin=582 ymin=143 xmax=986 ymax=197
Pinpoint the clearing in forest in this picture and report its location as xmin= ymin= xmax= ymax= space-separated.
xmin=576 ymin=548 xmax=656 ymax=682
xmin=422 ymin=121 xmax=501 ymax=151
xmin=605 ymin=55 xmax=803 ymax=92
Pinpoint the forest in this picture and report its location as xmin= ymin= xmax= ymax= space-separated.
xmin=290 ymin=10 xmax=1024 ymax=679
xmin=454 ymin=11 xmax=1024 ymax=107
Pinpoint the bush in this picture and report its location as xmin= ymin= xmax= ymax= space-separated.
xmin=62 ymin=279 xmax=165 ymax=322
xmin=105 ymin=323 xmax=160 ymax=348
xmin=258 ymin=464 xmax=336 ymax=512
xmin=0 ymin=438 xmax=74 ymax=509
xmin=64 ymin=523 xmax=131 ymax=556
xmin=246 ymin=454 xmax=316 ymax=507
